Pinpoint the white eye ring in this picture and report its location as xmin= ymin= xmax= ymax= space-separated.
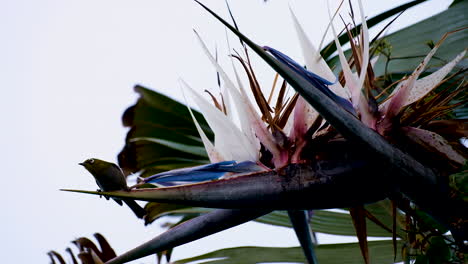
xmin=88 ymin=158 xmax=95 ymax=164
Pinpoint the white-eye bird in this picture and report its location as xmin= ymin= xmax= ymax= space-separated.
xmin=79 ymin=158 xmax=146 ymax=219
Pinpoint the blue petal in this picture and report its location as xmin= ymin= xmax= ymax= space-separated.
xmin=263 ymin=46 xmax=355 ymax=115
xmin=263 ymin=46 xmax=334 ymax=86
xmin=143 ymin=160 xmax=263 ymax=186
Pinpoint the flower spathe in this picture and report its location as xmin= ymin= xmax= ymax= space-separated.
xmin=151 ymin=0 xmax=466 ymax=186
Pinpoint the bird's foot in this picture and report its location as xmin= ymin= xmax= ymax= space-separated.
xmin=96 ymin=189 xmax=106 ymax=199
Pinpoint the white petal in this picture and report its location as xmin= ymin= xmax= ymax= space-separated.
xmin=356 ymin=0 xmax=369 ymax=96
xmin=404 ymin=126 xmax=466 ymax=165
xmin=290 ymin=8 xmax=348 ymax=99
xmin=381 ymin=39 xmax=453 ymax=116
xmin=195 ymin=31 xmax=280 ymax=160
xmin=197 ymin=31 xmax=258 ymax=154
xmin=328 ymin=0 xmax=360 ymax=107
xmin=225 ymin=29 xmax=256 ymax=142
xmin=222 ymin=29 xmax=235 ymax=122
xmin=291 ymin=96 xmax=318 ymax=140
xmin=180 ymin=81 xmax=224 ymax=163
xmin=182 ymin=79 xmax=258 ymax=162
xmin=404 ymin=50 xmax=466 ymax=107
xmin=354 ymin=0 xmax=375 ymax=127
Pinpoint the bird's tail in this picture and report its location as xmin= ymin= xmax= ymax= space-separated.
xmin=123 ymin=199 xmax=146 ymax=219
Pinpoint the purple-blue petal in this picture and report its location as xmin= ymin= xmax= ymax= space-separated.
xmin=143 ymin=160 xmax=263 ymax=186
xmin=263 ymin=46 xmax=355 ymax=115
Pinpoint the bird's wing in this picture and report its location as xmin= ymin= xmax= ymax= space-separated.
xmin=96 ymin=179 xmax=123 ymax=205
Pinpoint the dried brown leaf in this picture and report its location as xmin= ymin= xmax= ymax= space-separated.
xmin=350 ymin=206 xmax=370 ymax=264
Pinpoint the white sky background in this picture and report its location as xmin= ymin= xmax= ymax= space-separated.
xmin=0 ymin=0 xmax=452 ymax=263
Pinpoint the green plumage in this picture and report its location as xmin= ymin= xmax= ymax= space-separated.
xmin=80 ymin=158 xmax=146 ymax=219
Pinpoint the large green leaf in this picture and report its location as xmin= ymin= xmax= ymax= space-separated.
xmin=258 ymin=205 xmax=403 ymax=238
xmin=144 ymin=204 xmax=403 ymax=238
xmin=328 ymin=1 xmax=468 ymax=77
xmin=144 ymin=202 xmax=195 ymax=225
xmin=173 ymin=240 xmax=403 ymax=264
xmin=449 ymin=164 xmax=468 ymax=202
xmin=364 ymin=200 xmax=407 ymax=238
xmin=151 ymin=208 xmax=370 ymax=236
xmin=320 ymin=0 xmax=430 ymax=60
xmin=118 ymin=85 xmax=212 ymax=175
xmin=450 ymin=0 xmax=464 ymax=7
xmin=375 ymin=1 xmax=468 ymax=76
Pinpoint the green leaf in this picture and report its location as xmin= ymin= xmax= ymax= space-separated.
xmin=425 ymin=236 xmax=452 ymax=263
xmin=144 ymin=206 xmax=404 ymax=238
xmin=453 ymin=101 xmax=468 ymax=119
xmin=311 ymin=211 xmax=365 ymax=236
xmin=132 ymin=137 xmax=208 ymax=157
xmin=449 ymin=0 xmax=465 ymax=8
xmin=257 ymin=209 xmax=401 ymax=238
xmin=414 ymin=255 xmax=429 ymax=264
xmin=364 ymin=200 xmax=407 ymax=238
xmin=328 ymin=1 xmax=468 ymax=77
xmin=254 ymin=210 xmax=292 ymax=227
xmin=449 ymin=163 xmax=468 ymax=202
xmin=118 ymin=85 xmax=212 ymax=175
xmin=125 ymin=85 xmax=212 ymax=134
xmin=321 ymin=0 xmax=430 ymax=60
xmin=173 ymin=240 xmax=403 ymax=264
xmin=414 ymin=209 xmax=449 ymax=234
xmin=375 ymin=1 xmax=468 ymax=76
xmin=144 ymin=202 xmax=195 ymax=225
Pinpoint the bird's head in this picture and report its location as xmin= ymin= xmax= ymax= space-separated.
xmin=79 ymin=158 xmax=112 ymax=175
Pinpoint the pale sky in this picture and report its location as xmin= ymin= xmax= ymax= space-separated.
xmin=0 ymin=0 xmax=452 ymax=263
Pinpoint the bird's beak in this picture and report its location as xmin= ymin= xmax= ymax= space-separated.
xmin=78 ymin=162 xmax=84 ymax=166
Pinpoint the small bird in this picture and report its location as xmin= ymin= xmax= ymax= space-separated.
xmin=79 ymin=158 xmax=146 ymax=219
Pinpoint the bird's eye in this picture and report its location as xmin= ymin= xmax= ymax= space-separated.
xmin=88 ymin=158 xmax=95 ymax=164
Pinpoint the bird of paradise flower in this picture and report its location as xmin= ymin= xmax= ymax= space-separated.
xmin=63 ymin=0 xmax=467 ymax=263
